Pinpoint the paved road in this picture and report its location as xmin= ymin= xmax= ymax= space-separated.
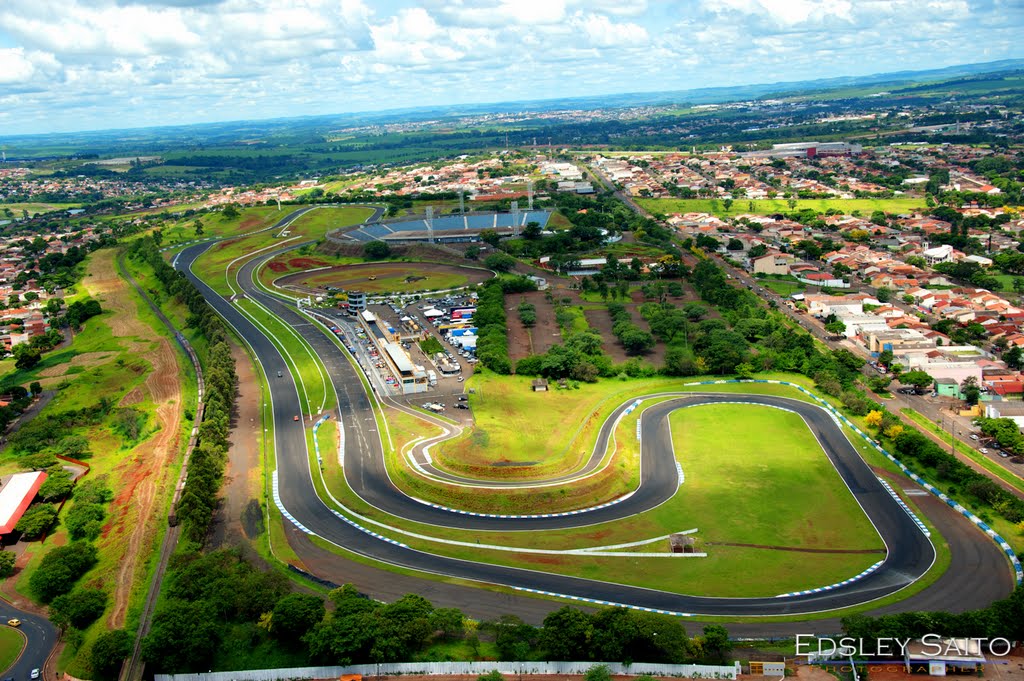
xmin=0 ymin=600 xmax=54 ymax=678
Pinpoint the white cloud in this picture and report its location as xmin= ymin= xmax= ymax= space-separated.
xmin=0 ymin=47 xmax=59 ymax=84
xmin=0 ymin=0 xmax=1018 ymax=135
xmin=570 ymin=13 xmax=649 ymax=48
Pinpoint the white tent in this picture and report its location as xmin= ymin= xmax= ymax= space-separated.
xmin=423 ymin=308 xmax=444 ymax=318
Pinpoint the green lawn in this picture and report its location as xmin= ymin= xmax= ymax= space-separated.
xmin=0 ymin=626 xmax=24 ymax=674
xmin=990 ymin=273 xmax=1022 ymax=294
xmin=669 ymin=403 xmax=882 ymax=549
xmin=190 ymin=205 xmax=372 ymax=295
xmin=761 ymin=278 xmax=806 ymax=296
xmin=636 ymin=197 xmax=927 ymax=217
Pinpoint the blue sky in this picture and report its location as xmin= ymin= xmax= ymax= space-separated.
xmin=0 ymin=0 xmax=1021 ymax=136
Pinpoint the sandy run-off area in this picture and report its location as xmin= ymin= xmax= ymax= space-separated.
xmin=83 ymin=250 xmax=183 ymax=628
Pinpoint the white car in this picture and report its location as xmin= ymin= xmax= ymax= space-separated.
xmin=970 ymin=434 xmax=979 ymax=441
xmin=31 ymin=671 xmax=40 ymax=680
xmin=981 ymin=448 xmax=989 ymax=454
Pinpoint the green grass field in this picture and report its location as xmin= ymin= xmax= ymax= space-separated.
xmin=190 ymin=205 xmax=372 ymax=295
xmin=636 ymin=197 xmax=927 ymax=217
xmin=0 ymin=202 xmax=81 ymax=217
xmin=669 ymin=404 xmax=882 ymax=548
xmin=761 ymin=278 xmax=806 ymax=296
xmin=0 ymin=626 xmax=24 ymax=674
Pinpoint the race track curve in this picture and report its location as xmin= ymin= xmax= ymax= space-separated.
xmin=171 ymin=212 xmax=1011 ymax=617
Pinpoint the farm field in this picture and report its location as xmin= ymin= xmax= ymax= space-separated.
xmin=274 ymin=261 xmax=491 ymax=296
xmin=636 ymin=197 xmax=928 ymax=217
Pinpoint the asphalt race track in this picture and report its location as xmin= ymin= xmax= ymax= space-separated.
xmin=171 ymin=209 xmax=1013 ymax=617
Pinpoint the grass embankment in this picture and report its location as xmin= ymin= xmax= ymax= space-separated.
xmin=293 ymin=266 xmax=469 ymax=295
xmin=1 ymin=249 xmax=191 ymax=676
xmin=235 ymin=299 xmax=335 ymax=416
xmin=187 ymin=205 xmax=372 ymax=296
xmin=636 ymin=197 xmax=927 ymax=218
xmin=0 ymin=626 xmax=25 ymax=673
xmin=157 ymin=205 xmax=286 ymax=245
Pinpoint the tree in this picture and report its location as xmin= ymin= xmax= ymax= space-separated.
xmin=961 ymin=376 xmax=981 ymax=406
xmin=824 ymin=320 xmax=846 ymax=336
xmin=363 ymin=241 xmax=392 ymax=259
xmin=876 ymin=287 xmax=894 ymax=303
xmin=484 ymin=252 xmax=517 ymax=273
xmin=479 ymin=229 xmax=501 ymax=247
xmin=541 ymin=606 xmax=593 ymax=660
xmin=91 ymin=629 xmax=133 ymax=680
xmin=15 ymin=503 xmax=58 ymax=540
xmin=865 ymin=410 xmax=884 ymax=428
xmin=270 ymin=593 xmax=325 ymax=643
xmin=465 ymin=245 xmax=481 ymax=260
xmin=878 ymin=349 xmax=894 ymax=367
xmin=868 ymin=375 xmax=892 ymax=393
xmin=49 ymin=588 xmax=107 ymax=630
xmin=29 ymin=542 xmax=98 ymax=602
xmin=619 ymin=327 xmax=655 ymax=355
xmin=142 ymin=600 xmax=222 ymax=670
xmin=900 ymin=370 xmax=934 ymax=393
xmin=14 ymin=346 xmax=41 ymax=371
xmin=0 ymin=551 xmax=15 ymax=578
xmin=584 ymin=665 xmax=612 ymax=681
xmin=1006 ymin=346 xmax=1024 ymax=371
xmin=700 ymin=624 xmax=732 ymax=663
xmin=38 ymin=468 xmax=74 ymax=501
xmin=29 ymin=381 xmax=42 ymax=397
xmin=735 ymin=362 xmax=755 ymax=379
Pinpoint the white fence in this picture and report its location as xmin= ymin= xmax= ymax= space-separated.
xmin=155 ymin=661 xmax=739 ymax=681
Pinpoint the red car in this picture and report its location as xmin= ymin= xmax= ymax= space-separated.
xmin=293 ymin=415 xmax=300 ymax=422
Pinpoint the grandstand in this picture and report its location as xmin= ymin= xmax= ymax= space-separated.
xmin=335 ymin=210 xmax=552 ymax=244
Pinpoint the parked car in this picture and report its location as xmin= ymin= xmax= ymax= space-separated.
xmin=970 ymin=434 xmax=980 ymax=441
xmin=981 ymin=448 xmax=989 ymax=454
xmin=455 ymin=404 xmax=469 ymax=410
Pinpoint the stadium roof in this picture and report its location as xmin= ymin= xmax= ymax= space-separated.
xmin=0 ymin=471 xmax=48 ymax=534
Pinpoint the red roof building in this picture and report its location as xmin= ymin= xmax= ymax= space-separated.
xmin=0 ymin=471 xmax=47 ymax=534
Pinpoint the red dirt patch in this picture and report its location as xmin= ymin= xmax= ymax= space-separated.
xmin=288 ymin=257 xmax=330 ymax=269
xmin=507 ymin=290 xmax=560 ymax=362
xmin=267 ymin=261 xmax=288 ymax=272
xmin=238 ymin=216 xmax=263 ymax=230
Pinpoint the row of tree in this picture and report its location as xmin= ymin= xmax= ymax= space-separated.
xmin=474 ymin=279 xmax=513 ymax=374
xmin=141 ymin=547 xmax=737 ymax=673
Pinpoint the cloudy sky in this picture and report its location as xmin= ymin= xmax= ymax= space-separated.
xmin=0 ymin=0 xmax=1021 ymax=136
